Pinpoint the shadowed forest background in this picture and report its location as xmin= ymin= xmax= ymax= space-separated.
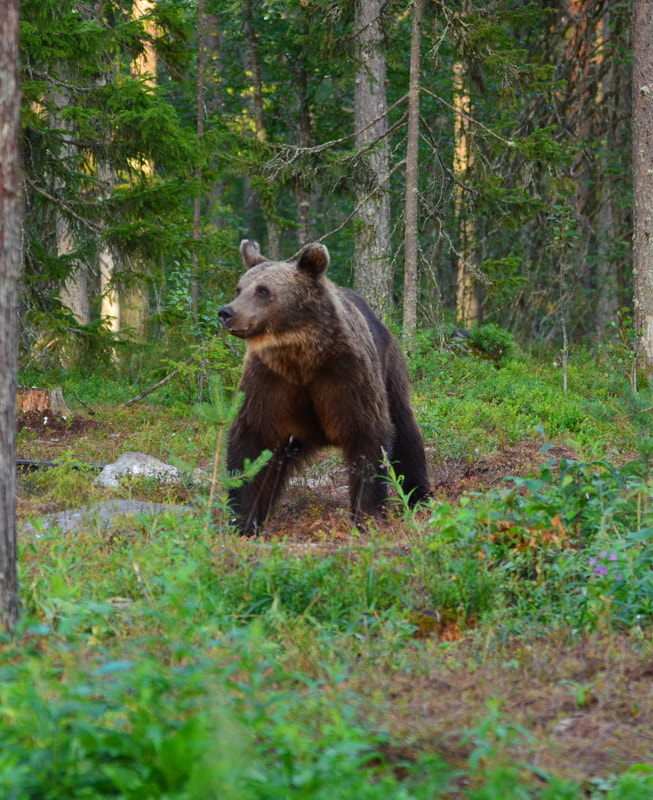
xmin=19 ymin=0 xmax=636 ymax=370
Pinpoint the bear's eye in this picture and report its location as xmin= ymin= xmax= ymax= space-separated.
xmin=235 ymin=286 xmax=241 ymax=297
xmin=256 ymin=285 xmax=270 ymax=298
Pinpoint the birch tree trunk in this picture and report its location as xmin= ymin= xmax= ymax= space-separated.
xmin=632 ymin=0 xmax=653 ymax=367
xmin=402 ymin=0 xmax=424 ymax=334
xmin=0 ymin=0 xmax=21 ymax=634
xmin=354 ymin=0 xmax=392 ymax=316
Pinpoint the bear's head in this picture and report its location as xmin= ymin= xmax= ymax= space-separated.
xmin=218 ymin=240 xmax=330 ymax=347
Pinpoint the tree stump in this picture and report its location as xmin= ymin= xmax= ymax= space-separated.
xmin=16 ymin=386 xmax=71 ymax=417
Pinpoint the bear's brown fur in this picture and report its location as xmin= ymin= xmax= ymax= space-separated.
xmin=218 ymin=239 xmax=431 ymax=535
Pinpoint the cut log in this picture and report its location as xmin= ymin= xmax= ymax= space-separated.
xmin=17 ymin=386 xmax=71 ymax=416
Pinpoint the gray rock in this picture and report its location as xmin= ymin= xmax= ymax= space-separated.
xmin=20 ymin=499 xmax=194 ymax=537
xmin=95 ymin=451 xmax=183 ymax=488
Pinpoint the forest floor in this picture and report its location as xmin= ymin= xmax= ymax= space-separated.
xmin=15 ymin=409 xmax=653 ymax=788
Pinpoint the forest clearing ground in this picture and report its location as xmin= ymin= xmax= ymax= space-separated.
xmin=14 ymin=408 xmax=653 ymax=786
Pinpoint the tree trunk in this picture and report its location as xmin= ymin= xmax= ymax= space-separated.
xmin=0 ymin=0 xmax=21 ymax=634
xmin=17 ymin=387 xmax=71 ymax=416
xmin=98 ymin=162 xmax=120 ymax=333
xmin=354 ymin=0 xmax=392 ymax=316
xmin=453 ymin=60 xmax=479 ymax=327
xmin=295 ymin=53 xmax=314 ymax=247
xmin=402 ymin=0 xmax=424 ymax=335
xmin=191 ymin=0 xmax=206 ymax=318
xmin=593 ymin=13 xmax=620 ymax=336
xmin=632 ymin=0 xmax=653 ymax=367
xmin=242 ymin=0 xmax=280 ymax=258
xmin=51 ymin=86 xmax=90 ymax=325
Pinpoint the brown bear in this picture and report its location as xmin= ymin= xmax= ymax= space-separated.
xmin=218 ymin=239 xmax=431 ymax=535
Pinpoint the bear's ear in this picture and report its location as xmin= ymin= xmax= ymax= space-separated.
xmin=296 ymin=243 xmax=329 ymax=278
xmin=240 ymin=240 xmax=266 ymax=269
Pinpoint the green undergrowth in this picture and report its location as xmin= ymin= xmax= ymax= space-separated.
xmin=410 ymin=344 xmax=634 ymax=460
xmin=7 ymin=448 xmax=653 ymax=798
xmin=9 ymin=341 xmax=653 ymax=796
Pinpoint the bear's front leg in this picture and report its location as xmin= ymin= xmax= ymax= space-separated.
xmin=226 ymin=427 xmax=302 ymax=535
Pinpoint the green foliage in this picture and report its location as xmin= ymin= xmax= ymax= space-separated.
xmin=468 ymin=324 xmax=517 ymax=364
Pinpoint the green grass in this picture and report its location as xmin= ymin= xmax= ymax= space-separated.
xmin=8 ymin=341 xmax=653 ymax=797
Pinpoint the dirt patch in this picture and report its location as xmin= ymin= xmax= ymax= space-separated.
xmin=432 ymin=442 xmax=576 ymax=501
xmin=357 ymin=632 xmax=653 ymax=785
xmin=18 ymin=411 xmax=103 ymax=441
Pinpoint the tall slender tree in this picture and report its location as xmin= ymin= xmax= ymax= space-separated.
xmin=354 ymin=0 xmax=392 ymax=315
xmin=0 ymin=0 xmax=21 ymax=634
xmin=453 ymin=57 xmax=478 ymax=327
xmin=632 ymin=0 xmax=653 ymax=368
xmin=242 ymin=0 xmax=280 ymax=258
xmin=403 ymin=0 xmax=424 ymax=334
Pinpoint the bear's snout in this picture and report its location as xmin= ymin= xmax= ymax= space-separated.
xmin=218 ymin=305 xmax=235 ymax=328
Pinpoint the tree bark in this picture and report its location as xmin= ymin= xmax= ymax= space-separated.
xmin=51 ymin=86 xmax=90 ymax=325
xmin=453 ymin=59 xmax=479 ymax=327
xmin=98 ymin=162 xmax=120 ymax=334
xmin=402 ymin=0 xmax=424 ymax=335
xmin=243 ymin=0 xmax=280 ymax=258
xmin=632 ymin=0 xmax=653 ymax=367
xmin=354 ymin=0 xmax=392 ymax=316
xmin=0 ymin=0 xmax=21 ymax=634
xmin=295 ymin=51 xmax=314 ymax=247
xmin=191 ymin=0 xmax=206 ymax=318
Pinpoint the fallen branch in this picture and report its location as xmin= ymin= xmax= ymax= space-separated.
xmin=16 ymin=458 xmax=106 ymax=472
xmin=122 ymin=357 xmax=194 ymax=407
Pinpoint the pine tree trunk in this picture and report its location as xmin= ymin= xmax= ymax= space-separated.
xmin=295 ymin=53 xmax=314 ymax=247
xmin=51 ymin=86 xmax=90 ymax=325
xmin=98 ymin=161 xmax=120 ymax=333
xmin=453 ymin=60 xmax=479 ymax=327
xmin=0 ymin=0 xmax=20 ymax=634
xmin=632 ymin=0 xmax=653 ymax=367
xmin=402 ymin=0 xmax=423 ymax=334
xmin=594 ymin=12 xmax=620 ymax=336
xmin=354 ymin=0 xmax=392 ymax=316
xmin=243 ymin=0 xmax=280 ymax=258
xmin=191 ymin=0 xmax=206 ymax=318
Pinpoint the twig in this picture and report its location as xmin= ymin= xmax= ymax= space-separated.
xmin=274 ymin=93 xmax=409 ymax=160
xmin=133 ymin=562 xmax=155 ymax=606
xmin=421 ymin=87 xmax=516 ymax=148
xmin=121 ymin=356 xmax=194 ymax=407
xmin=24 ymin=174 xmax=103 ymax=234
xmin=310 ymin=157 xmax=408 ymax=249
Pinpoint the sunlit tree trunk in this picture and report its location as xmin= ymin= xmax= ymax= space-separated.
xmin=115 ymin=0 xmax=155 ymax=340
xmin=402 ymin=0 xmax=423 ymax=334
xmin=632 ymin=0 xmax=653 ymax=367
xmin=354 ymin=0 xmax=392 ymax=316
xmin=594 ymin=12 xmax=623 ymax=336
xmin=98 ymin=161 xmax=120 ymax=334
xmin=453 ymin=60 xmax=478 ymax=327
xmin=0 ymin=0 xmax=21 ymax=634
